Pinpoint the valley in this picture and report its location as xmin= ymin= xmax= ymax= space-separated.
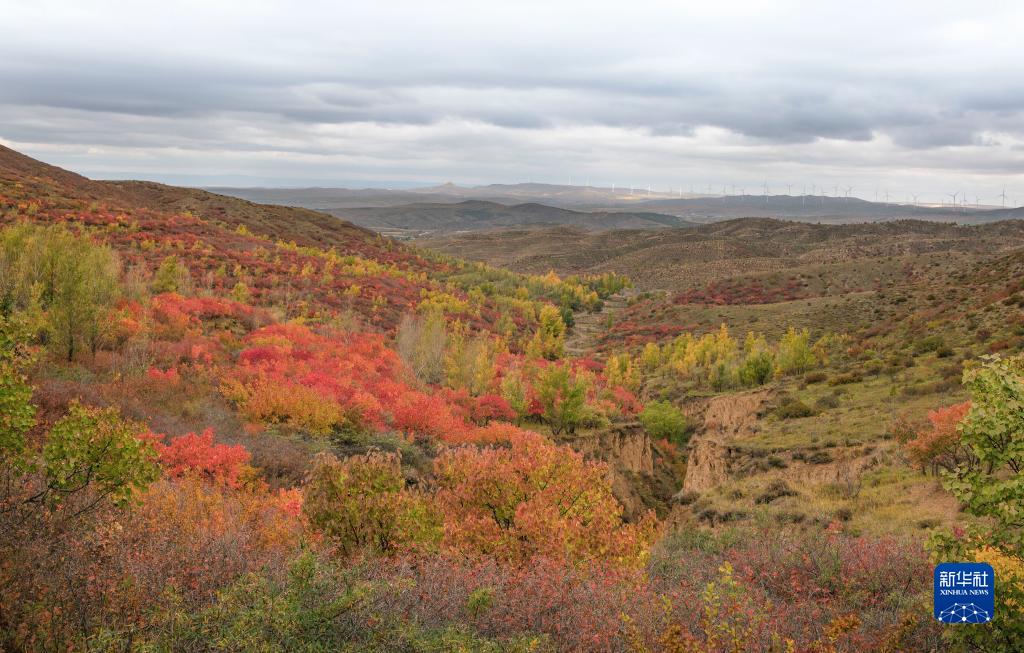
xmin=2 ymin=144 xmax=1022 ymax=652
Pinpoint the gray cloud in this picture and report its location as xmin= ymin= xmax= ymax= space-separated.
xmin=1 ymin=0 xmax=1023 ymax=200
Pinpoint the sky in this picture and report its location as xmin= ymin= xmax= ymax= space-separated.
xmin=2 ymin=0 xmax=1023 ymax=204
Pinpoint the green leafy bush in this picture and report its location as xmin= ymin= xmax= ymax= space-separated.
xmin=639 ymin=400 xmax=690 ymax=446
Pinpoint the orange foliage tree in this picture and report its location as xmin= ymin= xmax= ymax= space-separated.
xmin=903 ymin=401 xmax=973 ymax=475
xmin=433 ymin=428 xmax=657 ymax=566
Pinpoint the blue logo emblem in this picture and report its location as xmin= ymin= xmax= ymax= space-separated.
xmin=934 ymin=562 xmax=995 ymax=623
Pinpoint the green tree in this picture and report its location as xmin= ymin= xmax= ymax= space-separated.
xmin=151 ymin=254 xmax=191 ymax=294
xmin=230 ymin=280 xmax=251 ymax=304
xmin=527 ymin=304 xmax=566 ymax=361
xmin=0 ymin=224 xmax=122 ymax=360
xmin=303 ymin=451 xmax=441 ymax=556
xmin=0 ymin=318 xmax=36 ymax=471
xmin=39 ymin=403 xmax=160 ymax=510
xmin=930 ymin=354 xmax=1024 ymax=651
xmin=776 ymin=327 xmax=817 ymax=376
xmin=396 ymin=310 xmax=448 ymax=385
xmin=535 ymin=364 xmax=589 ymax=435
xmin=499 ymin=365 xmax=529 ymax=422
xmin=739 ymin=350 xmax=775 ymax=386
xmin=639 ymin=401 xmax=690 ymax=446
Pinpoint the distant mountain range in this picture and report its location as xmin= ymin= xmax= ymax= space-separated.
xmin=324 ymin=200 xmax=699 ymax=236
xmin=211 ymin=183 xmax=1023 ymax=234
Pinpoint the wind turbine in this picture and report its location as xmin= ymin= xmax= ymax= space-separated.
xmin=911 ymin=193 xmax=918 ymax=207
xmin=845 ymin=186 xmax=854 ymax=202
xmin=884 ymin=190 xmax=890 ymax=205
xmin=947 ymin=191 xmax=958 ymax=209
xmin=787 ymin=184 xmax=793 ymax=196
xmin=1000 ymin=187 xmax=1008 ymax=208
xmin=763 ymin=180 xmax=770 ymax=204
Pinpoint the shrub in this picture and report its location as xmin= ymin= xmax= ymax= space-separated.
xmin=806 ymin=450 xmax=833 ymax=465
xmin=912 ymin=335 xmax=944 ymax=354
xmin=774 ymin=397 xmax=816 ymax=419
xmin=755 ymin=480 xmax=797 ymax=504
xmin=804 ymin=371 xmax=828 ymax=384
xmin=639 ymin=401 xmax=690 ymax=446
xmin=829 ymin=371 xmax=863 ymax=386
xmin=303 ymin=451 xmax=442 ymax=556
xmin=433 ymin=432 xmax=657 ymax=566
xmin=815 ymin=394 xmax=841 ymax=410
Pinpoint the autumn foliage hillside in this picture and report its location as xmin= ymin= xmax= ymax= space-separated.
xmin=4 ymin=146 xmax=1018 ymax=651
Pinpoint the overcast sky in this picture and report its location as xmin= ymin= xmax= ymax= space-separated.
xmin=2 ymin=0 xmax=1023 ymax=203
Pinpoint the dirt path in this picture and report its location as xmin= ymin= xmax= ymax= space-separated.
xmin=565 ymin=291 xmax=633 ymax=357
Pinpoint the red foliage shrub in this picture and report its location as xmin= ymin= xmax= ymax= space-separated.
xmin=903 ymin=401 xmax=972 ymax=474
xmin=152 ymin=428 xmax=252 ymax=488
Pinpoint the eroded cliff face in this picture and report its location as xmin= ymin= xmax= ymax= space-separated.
xmin=680 ymin=389 xmax=773 ymax=493
xmin=558 ymin=422 xmax=674 ymax=519
xmin=570 ymin=423 xmax=654 ymax=476
xmin=682 ymin=437 xmax=731 ymax=493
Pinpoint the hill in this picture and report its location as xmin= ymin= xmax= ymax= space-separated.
xmin=419 ymin=218 xmax=1024 ymax=290
xmin=330 ymin=199 xmax=696 ymax=237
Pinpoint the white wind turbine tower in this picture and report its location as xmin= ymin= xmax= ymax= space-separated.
xmin=787 ymin=184 xmax=793 ymax=196
xmin=947 ymin=191 xmax=958 ymax=209
xmin=911 ymin=193 xmax=919 ymax=207
xmin=1000 ymin=188 xmax=1008 ymax=208
xmin=763 ymin=180 xmax=770 ymax=204
xmin=884 ymin=190 xmax=891 ymax=205
xmin=845 ymin=186 xmax=854 ymax=202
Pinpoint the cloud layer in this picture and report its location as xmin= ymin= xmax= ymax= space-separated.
xmin=2 ymin=0 xmax=1023 ymax=201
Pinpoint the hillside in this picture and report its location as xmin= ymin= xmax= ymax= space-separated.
xmin=1 ymin=145 xmax=1019 ymax=651
xmin=419 ymin=218 xmax=1024 ymax=290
